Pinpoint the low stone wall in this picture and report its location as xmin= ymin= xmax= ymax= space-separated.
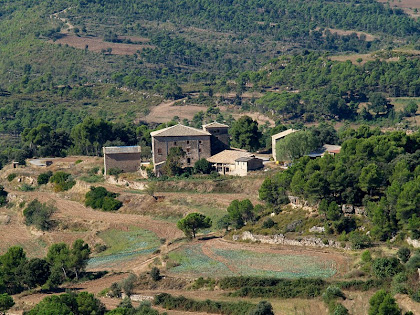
xmin=233 ymin=231 xmax=350 ymax=250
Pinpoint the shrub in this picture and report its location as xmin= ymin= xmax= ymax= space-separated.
xmin=0 ymin=293 xmax=14 ymax=312
xmin=19 ymin=183 xmax=35 ymax=191
xmin=368 ymin=290 xmax=401 ymax=315
xmin=7 ymin=173 xmax=17 ymax=182
xmin=372 ymin=257 xmax=402 ymax=279
xmin=154 ymin=293 xmax=255 ymax=315
xmin=411 ymin=289 xmax=420 ymax=303
xmin=0 ymin=185 xmax=8 ymax=207
xmin=23 ymin=199 xmax=55 ymax=231
xmin=349 ymin=232 xmax=372 ymax=249
xmin=50 ymin=171 xmax=75 ymax=191
xmin=248 ymin=301 xmax=274 ymax=315
xmin=108 ymin=168 xmax=123 ymax=176
xmin=333 ymin=304 xmax=349 ymax=315
xmin=262 ymin=218 xmax=275 ymax=229
xmin=37 ymin=171 xmax=53 ymax=185
xmin=120 ymin=274 xmax=137 ymax=296
xmin=322 ymin=286 xmax=345 ymax=304
xmin=150 ymin=267 xmax=161 ymax=281
xmin=397 ymin=247 xmax=411 ymax=263
xmin=406 ymin=254 xmax=420 ymax=270
xmin=194 ymin=158 xmax=213 ymax=174
xmin=85 ymin=186 xmax=122 ymax=211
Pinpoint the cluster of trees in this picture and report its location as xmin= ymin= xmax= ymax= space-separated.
xmin=218 ymin=199 xmax=260 ymax=231
xmin=260 ymin=127 xmax=420 ymax=241
xmin=85 ymin=186 xmax=123 ymax=211
xmin=0 ymin=240 xmax=90 ymax=295
xmin=248 ymin=53 xmax=420 ymax=121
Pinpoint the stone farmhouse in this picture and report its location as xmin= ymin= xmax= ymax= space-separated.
xmin=103 ymin=146 xmax=142 ymax=175
xmin=207 ymin=150 xmax=263 ymax=176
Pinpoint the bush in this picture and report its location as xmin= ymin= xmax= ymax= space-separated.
xmin=406 ymin=254 xmax=420 ymax=270
xmin=108 ymin=168 xmax=123 ymax=176
xmin=0 ymin=293 xmax=15 ymax=312
xmin=397 ymin=247 xmax=411 ymax=263
xmin=150 ymin=267 xmax=161 ymax=281
xmin=322 ymin=286 xmax=346 ymax=304
xmin=333 ymin=304 xmax=349 ymax=315
xmin=85 ymin=186 xmax=122 ymax=211
xmin=248 ymin=301 xmax=274 ymax=315
xmin=37 ymin=171 xmax=53 ymax=185
xmin=262 ymin=218 xmax=275 ymax=229
xmin=194 ymin=158 xmax=213 ymax=174
xmin=372 ymin=257 xmax=403 ymax=279
xmin=368 ymin=290 xmax=401 ymax=315
xmin=349 ymin=232 xmax=372 ymax=249
xmin=23 ymin=199 xmax=55 ymax=230
xmin=120 ymin=274 xmax=137 ymax=296
xmin=19 ymin=183 xmax=35 ymax=191
xmin=154 ymin=293 xmax=255 ymax=315
xmin=7 ymin=173 xmax=17 ymax=182
xmin=411 ymin=289 xmax=420 ymax=303
xmin=50 ymin=171 xmax=75 ymax=191
xmin=0 ymin=185 xmax=8 ymax=207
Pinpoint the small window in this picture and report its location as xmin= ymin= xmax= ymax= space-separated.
xmin=174 ymin=141 xmax=177 ymax=145
xmin=199 ymin=148 xmax=202 ymax=153
xmin=186 ymin=148 xmax=190 ymax=153
xmin=187 ymin=140 xmax=190 ymax=145
xmin=199 ymin=140 xmax=202 ymax=144
xmin=187 ymin=158 xmax=191 ymax=164
xmin=157 ymin=148 xmax=162 ymax=155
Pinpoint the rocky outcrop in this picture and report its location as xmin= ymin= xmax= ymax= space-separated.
xmin=106 ymin=176 xmax=147 ymax=190
xmin=233 ymin=231 xmax=350 ymax=250
xmin=407 ymin=237 xmax=420 ymax=248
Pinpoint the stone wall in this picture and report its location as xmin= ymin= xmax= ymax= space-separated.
xmin=104 ymin=152 xmax=141 ymax=173
xmin=233 ymin=231 xmax=350 ymax=250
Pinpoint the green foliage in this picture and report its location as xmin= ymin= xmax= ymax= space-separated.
xmin=37 ymin=171 xmax=53 ymax=185
xmin=276 ymin=130 xmax=319 ymax=161
xmin=247 ymin=301 xmax=274 ymax=315
xmin=177 ymin=213 xmax=212 ymax=238
xmin=262 ymin=218 xmax=275 ymax=229
xmin=0 ymin=293 xmax=14 ymax=312
xmin=108 ymin=168 xmax=123 ymax=176
xmin=349 ymin=232 xmax=372 ymax=250
xmin=6 ymin=173 xmax=17 ymax=182
xmin=49 ymin=171 xmax=75 ymax=192
xmin=194 ymin=158 xmax=213 ymax=174
xmin=372 ymin=257 xmax=403 ymax=279
xmin=150 ymin=267 xmax=161 ymax=281
xmin=332 ymin=304 xmax=349 ymax=315
xmin=26 ymin=291 xmax=105 ymax=315
xmin=120 ymin=274 xmax=137 ymax=297
xmin=0 ymin=185 xmax=8 ymax=207
xmin=154 ymin=292 xmax=255 ymax=315
xmin=162 ymin=147 xmax=186 ymax=177
xmin=23 ymin=199 xmax=55 ymax=231
xmin=85 ymin=186 xmax=122 ymax=211
xmin=397 ymin=247 xmax=411 ymax=263
xmin=226 ymin=199 xmax=255 ymax=229
xmin=368 ymin=290 xmax=401 ymax=315
xmin=229 ymin=116 xmax=262 ymax=152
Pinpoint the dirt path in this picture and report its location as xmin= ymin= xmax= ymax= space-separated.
xmin=51 ymin=7 xmax=74 ymax=33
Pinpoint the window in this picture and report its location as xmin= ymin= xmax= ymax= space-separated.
xmin=199 ymin=140 xmax=202 ymax=144
xmin=187 ymin=140 xmax=190 ymax=144
xmin=186 ymin=148 xmax=190 ymax=153
xmin=199 ymin=148 xmax=202 ymax=153
xmin=157 ymin=148 xmax=162 ymax=155
xmin=174 ymin=141 xmax=177 ymax=145
xmin=187 ymin=158 xmax=191 ymax=164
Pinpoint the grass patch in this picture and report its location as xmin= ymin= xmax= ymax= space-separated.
xmin=88 ymin=226 xmax=160 ymax=268
xmin=79 ymin=175 xmax=104 ymax=183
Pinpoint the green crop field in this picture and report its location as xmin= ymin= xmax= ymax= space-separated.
xmin=167 ymin=244 xmax=337 ymax=278
xmin=88 ymin=227 xmax=160 ymax=269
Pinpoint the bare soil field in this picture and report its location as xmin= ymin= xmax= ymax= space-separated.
xmin=377 ymin=0 xmax=420 ymax=17
xmin=141 ymin=98 xmax=275 ymax=126
xmin=50 ymin=34 xmax=154 ymax=55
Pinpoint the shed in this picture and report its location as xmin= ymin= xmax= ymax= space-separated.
xmin=103 ymin=146 xmax=141 ymax=175
xmin=207 ymin=150 xmax=263 ymax=176
xmin=271 ymin=129 xmax=298 ymax=162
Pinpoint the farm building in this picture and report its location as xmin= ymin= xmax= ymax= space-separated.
xmin=103 ymin=146 xmax=142 ymax=175
xmin=207 ymin=150 xmax=263 ymax=176
xmin=271 ymin=129 xmax=298 ymax=162
xmin=202 ymin=121 xmax=230 ymax=155
xmin=307 ymin=144 xmax=342 ymax=158
xmin=151 ymin=124 xmax=212 ymax=174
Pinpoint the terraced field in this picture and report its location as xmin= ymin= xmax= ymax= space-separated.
xmin=88 ymin=227 xmax=161 ymax=269
xmin=167 ymin=239 xmax=344 ymax=279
